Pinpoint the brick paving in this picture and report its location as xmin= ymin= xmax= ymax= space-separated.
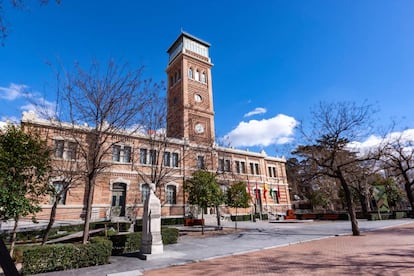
xmin=144 ymin=222 xmax=414 ymax=276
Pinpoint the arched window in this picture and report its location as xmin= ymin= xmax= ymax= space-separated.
xmin=51 ymin=181 xmax=67 ymax=205
xmin=188 ymin=67 xmax=193 ymax=79
xmin=201 ymin=72 xmax=206 ymax=83
xmin=195 ymin=70 xmax=200 ymax=81
xmin=271 ymin=189 xmax=279 ymax=204
xmin=170 ymin=75 xmax=174 ymax=87
xmin=141 ymin=183 xmax=150 ymax=203
xmin=166 ymin=185 xmax=177 ymax=204
xmin=177 ymin=69 xmax=181 ymax=80
xmin=174 ymin=72 xmax=178 ymax=83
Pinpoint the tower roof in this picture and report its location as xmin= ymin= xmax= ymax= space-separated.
xmin=167 ymin=31 xmax=210 ymax=54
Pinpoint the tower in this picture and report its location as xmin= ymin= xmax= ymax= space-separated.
xmin=166 ymin=32 xmax=215 ymax=145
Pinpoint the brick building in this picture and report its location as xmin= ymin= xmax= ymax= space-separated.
xmin=22 ymin=32 xmax=291 ymax=223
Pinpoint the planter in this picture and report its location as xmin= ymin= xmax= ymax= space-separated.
xmin=184 ymin=218 xmax=204 ymax=226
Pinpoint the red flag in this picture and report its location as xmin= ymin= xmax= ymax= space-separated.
xmin=247 ymin=180 xmax=252 ymax=201
xmin=277 ymin=185 xmax=281 ymax=199
xmin=255 ymin=182 xmax=259 ymax=199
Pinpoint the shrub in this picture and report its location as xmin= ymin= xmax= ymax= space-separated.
xmin=109 ymin=232 xmax=141 ymax=256
xmin=109 ymin=227 xmax=179 ymax=255
xmin=15 ymin=237 xmax=112 ymax=275
xmin=161 ymin=227 xmax=179 ymax=244
xmin=161 ymin=217 xmax=185 ymax=225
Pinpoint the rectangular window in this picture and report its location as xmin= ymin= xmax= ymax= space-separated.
xmin=123 ymin=146 xmax=132 ymax=163
xmin=166 ymin=185 xmax=177 ymax=204
xmin=225 ymin=160 xmax=231 ymax=172
xmin=51 ymin=181 xmax=67 ymax=205
xmin=235 ymin=161 xmax=240 ymax=173
xmin=54 ymin=140 xmax=64 ymax=158
xmin=250 ymin=162 xmax=254 ymax=175
xmin=149 ymin=149 xmax=157 ymax=165
xmin=241 ymin=161 xmax=246 ymax=174
xmin=141 ymin=184 xmax=150 ymax=203
xmin=255 ymin=163 xmax=259 ymax=175
xmin=197 ymin=155 xmax=204 ymax=169
xmin=163 ymin=151 xmax=171 ymax=167
xmin=268 ymin=166 xmax=272 ymax=177
xmin=218 ymin=158 xmax=224 ymax=172
xmin=273 ymin=167 xmax=277 ymax=178
xmin=66 ymin=141 xmax=77 ymax=160
xmin=140 ymin=148 xmax=147 ymax=164
xmin=112 ymin=145 xmax=121 ymax=162
xmin=172 ymin=152 xmax=179 ymax=167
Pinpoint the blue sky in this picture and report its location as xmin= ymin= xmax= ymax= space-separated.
xmin=1 ymin=1 xmax=414 ymax=156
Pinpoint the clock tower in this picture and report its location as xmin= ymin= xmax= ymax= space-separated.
xmin=166 ymin=32 xmax=215 ymax=145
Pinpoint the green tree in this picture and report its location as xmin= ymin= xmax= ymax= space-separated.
xmin=226 ymin=181 xmax=249 ymax=229
xmin=0 ymin=125 xmax=51 ymax=256
xmin=371 ymin=175 xmax=404 ymax=211
xmin=185 ymin=170 xmax=223 ymax=234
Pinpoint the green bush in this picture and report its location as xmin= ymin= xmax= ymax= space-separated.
xmin=161 ymin=227 xmax=179 ymax=244
xmin=368 ymin=213 xmax=392 ymax=221
xmin=15 ymin=237 xmax=112 ymax=275
xmin=109 ymin=232 xmax=141 ymax=256
xmin=231 ymin=214 xmax=251 ymax=222
xmin=161 ymin=217 xmax=185 ymax=225
xmin=393 ymin=211 xmax=408 ymax=219
xmin=109 ymin=227 xmax=179 ymax=255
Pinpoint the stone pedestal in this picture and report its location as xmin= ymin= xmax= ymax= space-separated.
xmin=140 ymin=183 xmax=163 ymax=255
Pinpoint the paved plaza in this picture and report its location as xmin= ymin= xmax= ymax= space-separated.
xmin=146 ymin=220 xmax=414 ymax=276
xmin=30 ymin=219 xmax=414 ymax=276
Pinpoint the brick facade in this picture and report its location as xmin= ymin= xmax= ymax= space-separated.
xmin=22 ymin=32 xmax=291 ymax=223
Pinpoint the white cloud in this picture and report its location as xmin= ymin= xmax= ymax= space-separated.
xmin=223 ymin=114 xmax=298 ymax=147
xmin=0 ymin=83 xmax=56 ymax=119
xmin=244 ymin=107 xmax=267 ymax=118
xmin=20 ymin=98 xmax=56 ymax=118
xmin=1 ymin=116 xmax=19 ymax=124
xmin=348 ymin=129 xmax=414 ymax=154
xmin=0 ymin=83 xmax=28 ymax=100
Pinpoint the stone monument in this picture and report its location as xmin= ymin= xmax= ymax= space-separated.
xmin=140 ymin=183 xmax=163 ymax=257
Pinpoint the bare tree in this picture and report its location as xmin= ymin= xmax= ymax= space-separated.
xmin=54 ymin=60 xmax=155 ymax=244
xmin=42 ymin=158 xmax=84 ymax=244
xmin=134 ymin=88 xmax=173 ymax=190
xmin=379 ymin=131 xmax=414 ymax=214
xmin=294 ymin=102 xmax=377 ymax=236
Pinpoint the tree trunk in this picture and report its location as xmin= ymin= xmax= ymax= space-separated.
xmin=215 ymin=206 xmax=221 ymax=227
xmin=201 ymin=211 xmax=204 ymax=235
xmin=42 ymin=195 xmax=60 ymax=245
xmin=0 ymin=239 xmax=19 ymax=276
xmin=235 ymin=207 xmax=238 ymax=230
xmin=341 ymin=179 xmax=360 ymax=236
xmin=82 ymin=176 xmax=96 ymax=244
xmin=359 ymin=192 xmax=368 ymax=218
xmin=9 ymin=218 xmax=18 ymax=258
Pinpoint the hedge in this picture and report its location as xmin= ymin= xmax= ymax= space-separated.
xmin=110 ymin=232 xmax=141 ymax=255
xmin=15 ymin=237 xmax=112 ymax=275
xmin=109 ymin=227 xmax=179 ymax=256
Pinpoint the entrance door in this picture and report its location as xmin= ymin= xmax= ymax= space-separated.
xmin=111 ymin=183 xmax=126 ymax=217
